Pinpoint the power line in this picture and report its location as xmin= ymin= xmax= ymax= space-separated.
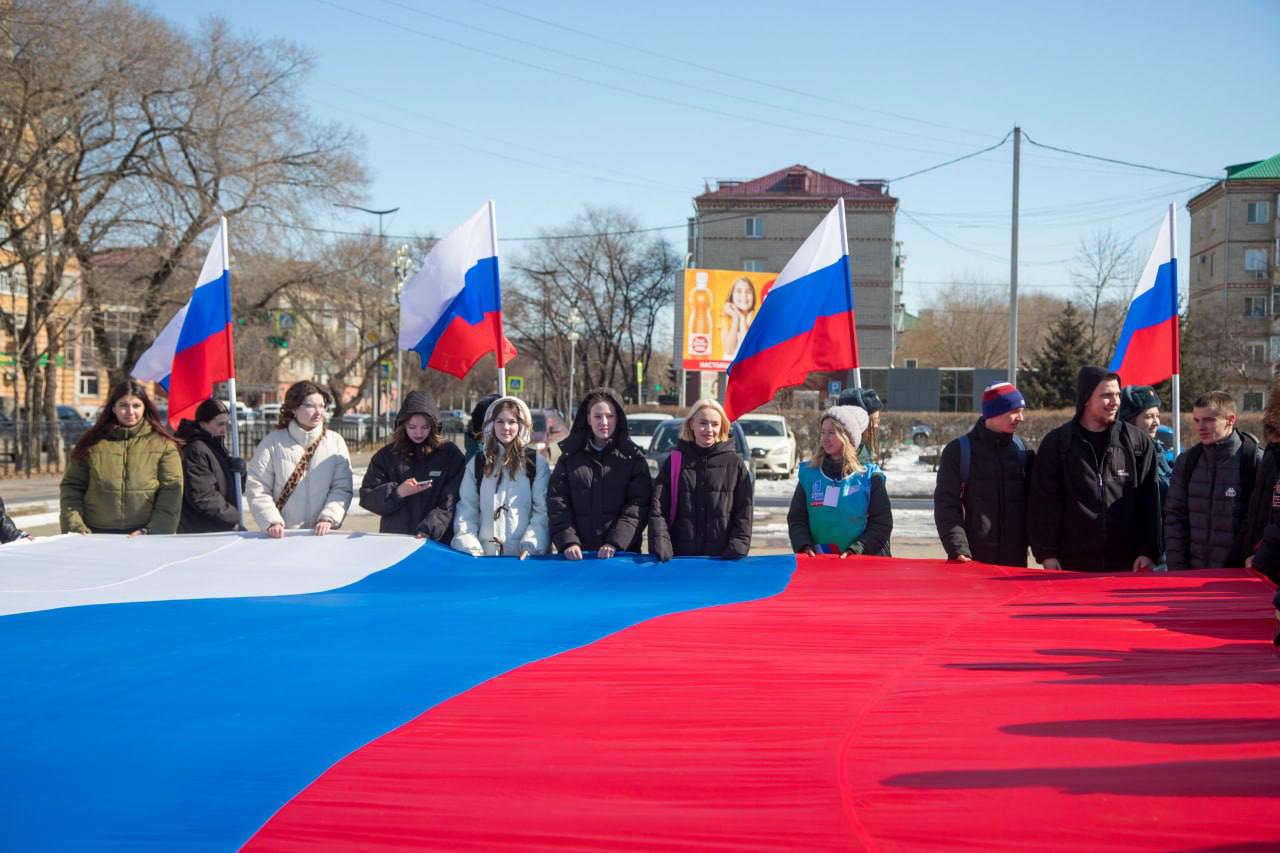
xmin=464 ymin=0 xmax=1000 ymax=143
xmin=1022 ymin=132 xmax=1220 ymax=181
xmin=309 ymin=0 xmax=988 ymax=160
xmin=375 ymin=0 xmax=997 ymax=153
xmin=889 ymin=131 xmax=1012 ymax=183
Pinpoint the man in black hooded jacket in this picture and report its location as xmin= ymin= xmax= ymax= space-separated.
xmin=547 ymin=387 xmax=652 ymax=558
xmin=1028 ymin=366 xmax=1160 ymax=572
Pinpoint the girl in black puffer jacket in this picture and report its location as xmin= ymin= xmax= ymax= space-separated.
xmin=547 ymin=388 xmax=652 ymax=559
xmin=177 ymin=398 xmax=242 ymax=533
xmin=648 ymin=399 xmax=753 ymax=562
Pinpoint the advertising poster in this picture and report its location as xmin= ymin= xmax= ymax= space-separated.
xmin=681 ymin=268 xmax=777 ymax=371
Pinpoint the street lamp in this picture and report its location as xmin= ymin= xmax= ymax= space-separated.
xmin=566 ymin=306 xmax=582 ymax=408
xmin=392 ymin=244 xmax=413 ymax=415
xmin=333 ymin=203 xmax=398 ymax=443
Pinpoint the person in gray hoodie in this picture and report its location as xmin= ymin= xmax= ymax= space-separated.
xmin=1163 ymin=390 xmax=1260 ymax=569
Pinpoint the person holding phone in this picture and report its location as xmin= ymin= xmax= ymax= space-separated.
xmin=359 ymin=390 xmax=465 ymax=540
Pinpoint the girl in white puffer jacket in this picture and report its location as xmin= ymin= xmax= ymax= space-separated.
xmin=245 ymin=381 xmax=353 ymax=536
xmin=452 ymin=396 xmax=550 ymax=558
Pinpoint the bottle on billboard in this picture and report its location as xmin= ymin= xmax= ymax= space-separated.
xmin=687 ymin=271 xmax=713 ymax=356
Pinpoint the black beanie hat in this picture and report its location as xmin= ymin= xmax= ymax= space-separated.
xmin=1117 ymin=385 xmax=1161 ymax=424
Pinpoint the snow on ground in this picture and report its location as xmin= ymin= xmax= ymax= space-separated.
xmin=880 ymin=445 xmax=939 ymax=497
xmin=752 ymin=444 xmax=940 ymax=501
xmin=892 ymin=509 xmax=937 ymax=540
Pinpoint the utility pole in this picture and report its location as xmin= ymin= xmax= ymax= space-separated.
xmin=1008 ymin=126 xmax=1021 ymax=387
xmin=334 ymin=203 xmax=398 ymax=444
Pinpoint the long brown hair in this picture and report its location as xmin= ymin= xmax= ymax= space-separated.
xmin=71 ymin=380 xmax=177 ymax=460
xmin=277 ymin=381 xmax=330 ymax=429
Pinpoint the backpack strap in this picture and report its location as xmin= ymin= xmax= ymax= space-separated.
xmin=667 ymin=450 xmax=683 ymax=526
xmin=957 ymin=435 xmax=971 ymax=500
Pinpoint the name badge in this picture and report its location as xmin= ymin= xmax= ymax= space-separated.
xmin=823 ymin=485 xmax=840 ymax=507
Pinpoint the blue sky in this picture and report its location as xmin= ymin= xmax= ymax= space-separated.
xmin=164 ymin=0 xmax=1280 ymax=313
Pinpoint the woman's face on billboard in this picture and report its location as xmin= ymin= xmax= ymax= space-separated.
xmin=730 ymin=278 xmax=755 ymax=311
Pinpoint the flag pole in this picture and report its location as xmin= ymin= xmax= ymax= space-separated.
xmin=488 ymin=199 xmax=507 ymax=395
xmin=835 ymin=197 xmax=862 ymax=389
xmin=220 ymin=215 xmax=244 ymax=525
xmin=1168 ymin=203 xmax=1181 ymax=452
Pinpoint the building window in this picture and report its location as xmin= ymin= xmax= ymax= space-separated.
xmin=1244 ymin=391 xmax=1265 ymax=412
xmin=905 ymin=358 xmax=919 ymax=369
xmin=1210 ymin=208 xmax=1217 ymax=231
xmin=1247 ymin=342 xmax=1267 ymax=364
xmin=939 ymin=369 xmax=974 ymax=412
xmin=1245 ymin=296 xmax=1268 ymax=317
xmin=744 ymin=217 xmax=763 ymax=238
xmin=1245 ymin=248 xmax=1269 ymax=273
xmin=78 ymin=371 xmax=100 ymax=398
xmin=1248 ymin=202 xmax=1271 ymax=224
xmin=741 ymin=259 xmax=765 ymax=272
xmin=1272 ymin=289 xmax=1280 ymax=316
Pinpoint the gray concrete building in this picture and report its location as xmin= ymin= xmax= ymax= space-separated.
xmin=682 ymin=165 xmax=899 ymax=400
xmin=1187 ymin=153 xmax=1280 ymax=410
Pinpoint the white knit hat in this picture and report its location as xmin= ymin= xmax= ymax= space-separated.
xmin=823 ymin=405 xmax=869 ymax=449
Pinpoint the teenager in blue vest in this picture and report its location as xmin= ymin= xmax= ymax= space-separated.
xmin=648 ymin=399 xmax=753 ymax=562
xmin=787 ymin=405 xmax=892 ymax=557
xmin=933 ymin=382 xmax=1035 ymax=567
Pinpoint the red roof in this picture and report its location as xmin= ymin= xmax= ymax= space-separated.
xmin=696 ymin=164 xmax=896 ymax=204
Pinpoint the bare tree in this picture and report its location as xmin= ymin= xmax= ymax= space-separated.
xmin=73 ymin=12 xmax=367 ymax=387
xmin=507 ymin=207 xmax=679 ymax=409
xmin=1071 ymin=228 xmax=1137 ymax=363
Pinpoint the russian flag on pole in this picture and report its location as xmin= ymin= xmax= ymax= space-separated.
xmin=724 ymin=198 xmax=857 ymax=420
xmin=400 ymin=201 xmax=516 ymax=377
xmin=1109 ymin=208 xmax=1179 ymax=386
xmin=132 ymin=218 xmax=234 ymax=427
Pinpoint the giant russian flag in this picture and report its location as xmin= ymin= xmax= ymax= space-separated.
xmin=132 ymin=218 xmax=234 ymax=426
xmin=400 ymin=201 xmax=517 ymax=377
xmin=725 ymin=198 xmax=858 ymax=420
xmin=1109 ymin=207 xmax=1179 ymax=386
xmin=3 ymin=536 xmax=1280 ymax=850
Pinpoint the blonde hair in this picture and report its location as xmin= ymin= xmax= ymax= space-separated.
xmin=808 ymin=415 xmax=864 ymax=478
xmin=482 ymin=400 xmax=532 ymax=478
xmin=679 ymin=398 xmax=731 ymax=443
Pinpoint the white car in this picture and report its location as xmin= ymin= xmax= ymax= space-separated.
xmin=626 ymin=411 xmax=669 ymax=452
xmin=737 ymin=414 xmax=798 ymax=479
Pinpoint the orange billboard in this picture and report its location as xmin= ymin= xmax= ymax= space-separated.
xmin=681 ymin=268 xmax=776 ymax=371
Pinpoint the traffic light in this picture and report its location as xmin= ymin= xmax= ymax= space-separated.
xmin=666 ymin=364 xmax=677 ymax=385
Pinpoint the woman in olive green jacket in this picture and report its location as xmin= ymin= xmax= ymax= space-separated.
xmin=60 ymin=380 xmax=184 ymax=535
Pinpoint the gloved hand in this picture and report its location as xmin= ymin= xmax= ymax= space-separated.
xmin=653 ymin=541 xmax=673 ymax=563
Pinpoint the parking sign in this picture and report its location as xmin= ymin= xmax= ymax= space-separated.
xmin=827 ymin=380 xmax=842 ymax=396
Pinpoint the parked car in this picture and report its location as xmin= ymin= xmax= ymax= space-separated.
xmin=625 ymin=411 xmax=669 ymax=452
xmin=440 ymin=408 xmax=467 ymax=434
xmin=644 ymin=418 xmax=755 ymax=486
xmin=736 ymin=413 xmax=798 ymax=479
xmin=258 ymin=403 xmax=282 ymax=424
xmin=530 ymin=409 xmax=570 ymax=462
